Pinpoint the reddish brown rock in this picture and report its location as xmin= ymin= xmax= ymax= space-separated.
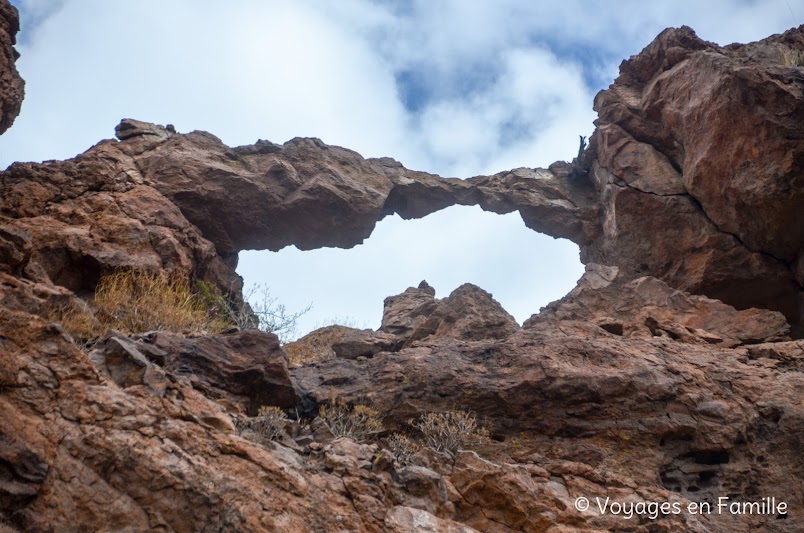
xmin=5 ymin=27 xmax=802 ymax=331
xmin=117 ymin=122 xmax=597 ymax=257
xmin=398 ymin=283 xmax=519 ymax=345
xmin=0 ymin=225 xmax=31 ymax=276
xmin=378 ymin=281 xmax=520 ymax=346
xmin=123 ymin=328 xmax=299 ymax=415
xmin=291 ymin=282 xmax=519 ymax=361
xmin=101 ymin=34 xmax=803 ymax=328
xmin=589 ymin=25 xmax=804 ymax=327
xmin=331 ymin=330 xmax=398 ymax=360
xmin=292 ymin=316 xmax=804 ymax=531
xmin=0 ymin=0 xmax=23 ymax=135
xmin=527 ymin=264 xmax=791 ymax=347
xmin=384 ymin=506 xmax=479 ymax=533
xmin=0 ymin=141 xmax=242 ymax=297
xmin=380 ymin=281 xmax=439 ymax=338
xmin=0 ymin=21 xmax=803 ymax=533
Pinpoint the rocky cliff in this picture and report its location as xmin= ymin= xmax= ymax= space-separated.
xmin=0 ymin=1 xmax=21 ymax=136
xmin=0 ymin=2 xmax=802 ymax=530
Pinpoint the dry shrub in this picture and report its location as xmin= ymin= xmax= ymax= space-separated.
xmin=197 ymin=281 xmax=310 ymax=344
xmin=93 ymin=269 xmax=228 ymax=335
xmin=49 ymin=269 xmax=229 ymax=341
xmin=318 ymin=396 xmax=383 ymax=441
xmin=47 ymin=298 xmax=102 ymax=344
xmin=777 ymin=47 xmax=804 ymax=67
xmin=412 ymin=410 xmax=490 ymax=457
xmin=388 ymin=433 xmax=420 ymax=466
xmin=236 ymin=406 xmax=287 ymax=446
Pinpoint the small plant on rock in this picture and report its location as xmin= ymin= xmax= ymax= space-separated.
xmin=388 ymin=433 xmax=420 ymax=466
xmin=48 ymin=269 xmax=229 ymax=342
xmin=235 ymin=406 xmax=287 ymax=446
xmin=412 ymin=410 xmax=489 ymax=457
xmin=318 ymin=396 xmax=383 ymax=442
xmin=198 ymin=281 xmax=310 ymax=343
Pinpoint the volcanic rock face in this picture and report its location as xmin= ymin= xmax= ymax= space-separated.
xmin=8 ymin=28 xmax=797 ymax=331
xmin=5 ymin=25 xmax=802 ymax=328
xmin=589 ymin=26 xmax=804 ymax=329
xmin=0 ymin=1 xmax=22 ymax=135
xmin=0 ymin=129 xmax=243 ymax=298
xmin=0 ymin=7 xmax=803 ymax=533
xmin=379 ymin=281 xmax=519 ymax=346
xmin=527 ymin=264 xmax=791 ymax=348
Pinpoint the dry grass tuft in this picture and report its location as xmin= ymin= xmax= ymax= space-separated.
xmin=93 ymin=269 xmax=228 ymax=335
xmin=778 ymin=47 xmax=804 ymax=67
xmin=49 ymin=269 xmax=230 ymax=342
xmin=47 ymin=298 xmax=102 ymax=344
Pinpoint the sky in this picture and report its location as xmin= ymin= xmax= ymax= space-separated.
xmin=2 ymin=0 xmax=800 ymax=339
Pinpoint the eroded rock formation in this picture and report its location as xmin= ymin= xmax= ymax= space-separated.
xmin=0 ymin=1 xmax=22 ymax=135
xmin=0 ymin=4 xmax=802 ymax=531
xmin=4 ymin=25 xmax=803 ymax=328
xmin=589 ymin=26 xmax=804 ymax=329
xmin=9 ymin=29 xmax=799 ymax=332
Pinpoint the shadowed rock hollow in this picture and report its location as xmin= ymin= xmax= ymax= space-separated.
xmin=0 ymin=3 xmax=802 ymax=530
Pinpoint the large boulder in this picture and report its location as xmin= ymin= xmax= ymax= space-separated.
xmin=153 ymin=328 xmax=299 ymax=414
xmin=588 ymin=26 xmax=804 ymax=328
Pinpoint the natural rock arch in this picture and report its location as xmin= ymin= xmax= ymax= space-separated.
xmin=237 ymin=205 xmax=585 ymax=336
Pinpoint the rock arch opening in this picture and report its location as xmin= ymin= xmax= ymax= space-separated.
xmin=236 ymin=205 xmax=584 ymax=340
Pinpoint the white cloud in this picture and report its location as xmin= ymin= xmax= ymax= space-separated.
xmin=2 ymin=0 xmax=410 ymax=165
xmin=2 ymin=0 xmax=799 ymax=337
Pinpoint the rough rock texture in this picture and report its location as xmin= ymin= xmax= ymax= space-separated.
xmin=285 ymin=281 xmax=519 ymax=363
xmin=0 ymin=15 xmax=803 ymax=533
xmin=527 ymin=264 xmax=791 ymax=347
xmin=4 ymin=24 xmax=802 ymax=328
xmin=588 ymin=26 xmax=804 ymax=330
xmin=29 ymin=28 xmax=796 ymax=331
xmin=380 ymin=281 xmax=440 ymax=339
xmin=0 ymin=0 xmax=22 ymax=135
xmin=89 ymin=329 xmax=299 ymax=415
xmin=0 ymin=135 xmax=243 ymax=297
xmin=114 ymin=113 xmax=599 ymax=256
xmin=292 ymin=295 xmax=803 ymax=532
xmin=381 ymin=282 xmax=519 ymax=346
